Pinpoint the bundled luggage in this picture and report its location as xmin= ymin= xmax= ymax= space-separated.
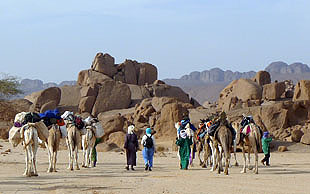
xmin=84 ymin=116 xmax=104 ymax=138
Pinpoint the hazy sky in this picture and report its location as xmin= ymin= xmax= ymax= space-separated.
xmin=1 ymin=0 xmax=310 ymax=83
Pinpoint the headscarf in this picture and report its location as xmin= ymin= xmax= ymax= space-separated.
xmin=180 ymin=129 xmax=187 ymax=139
xmin=146 ymin=128 xmax=152 ymax=135
xmin=263 ymin=131 xmax=269 ymax=138
xmin=128 ymin=125 xmax=135 ymax=134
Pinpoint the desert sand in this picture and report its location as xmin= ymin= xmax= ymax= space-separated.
xmin=0 ymin=139 xmax=310 ymax=194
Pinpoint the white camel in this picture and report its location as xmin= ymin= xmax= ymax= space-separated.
xmin=45 ymin=124 xmax=61 ymax=173
xmin=20 ymin=123 xmax=39 ymax=177
xmin=65 ymin=122 xmax=81 ymax=171
xmin=82 ymin=125 xmax=96 ymax=168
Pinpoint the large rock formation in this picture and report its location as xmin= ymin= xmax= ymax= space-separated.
xmin=263 ymin=82 xmax=285 ymax=101
xmin=253 ymin=71 xmax=271 ymax=86
xmin=25 ymin=87 xmax=61 ymax=112
xmin=293 ymin=80 xmax=310 ymax=101
xmin=218 ymin=79 xmax=262 ymax=112
xmin=92 ymin=81 xmax=131 ymax=116
xmin=91 ymin=53 xmax=117 ymax=77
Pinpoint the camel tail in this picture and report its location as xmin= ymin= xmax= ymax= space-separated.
xmin=220 ymin=133 xmax=230 ymax=160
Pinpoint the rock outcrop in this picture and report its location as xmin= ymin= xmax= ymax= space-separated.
xmin=293 ymin=80 xmax=310 ymax=101
xmin=25 ymin=87 xmax=61 ymax=112
xmin=218 ymin=79 xmax=262 ymax=112
xmin=92 ymin=81 xmax=131 ymax=116
xmin=253 ymin=71 xmax=271 ymax=86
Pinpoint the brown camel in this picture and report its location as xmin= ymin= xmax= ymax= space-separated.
xmin=214 ymin=123 xmax=232 ymax=175
xmin=197 ymin=135 xmax=212 ymax=168
xmin=45 ymin=124 xmax=61 ymax=173
xmin=233 ymin=122 xmax=262 ymax=174
xmin=66 ymin=122 xmax=81 ymax=171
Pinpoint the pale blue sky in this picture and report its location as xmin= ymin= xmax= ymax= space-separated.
xmin=0 ymin=0 xmax=310 ymax=82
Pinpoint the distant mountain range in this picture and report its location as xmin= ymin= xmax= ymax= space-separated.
xmin=12 ymin=79 xmax=76 ymax=99
xmin=13 ymin=61 xmax=310 ymax=104
xmin=164 ymin=61 xmax=310 ymax=104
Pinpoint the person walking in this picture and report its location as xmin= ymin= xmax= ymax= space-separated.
xmin=141 ymin=128 xmax=156 ymax=171
xmin=261 ymin=131 xmax=272 ymax=166
xmin=176 ymin=129 xmax=193 ymax=170
xmin=124 ymin=125 xmax=139 ymax=170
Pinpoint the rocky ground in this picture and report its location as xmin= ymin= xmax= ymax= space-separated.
xmin=1 ymin=139 xmax=310 ymax=194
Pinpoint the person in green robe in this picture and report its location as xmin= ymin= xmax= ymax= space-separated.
xmin=176 ymin=129 xmax=193 ymax=170
xmin=261 ymin=131 xmax=272 ymax=166
xmin=91 ymin=138 xmax=102 ymax=167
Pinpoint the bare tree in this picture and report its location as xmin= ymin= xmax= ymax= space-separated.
xmin=0 ymin=73 xmax=23 ymax=99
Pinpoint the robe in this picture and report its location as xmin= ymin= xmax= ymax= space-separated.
xmin=124 ymin=133 xmax=139 ymax=166
xmin=176 ymin=137 xmax=193 ymax=169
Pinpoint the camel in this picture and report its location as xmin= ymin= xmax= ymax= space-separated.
xmin=208 ymin=122 xmax=232 ymax=175
xmin=82 ymin=125 xmax=96 ymax=168
xmin=45 ymin=124 xmax=61 ymax=173
xmin=20 ymin=123 xmax=39 ymax=177
xmin=66 ymin=122 xmax=81 ymax=171
xmin=232 ymin=121 xmax=262 ymax=174
xmin=196 ymin=123 xmax=212 ymax=168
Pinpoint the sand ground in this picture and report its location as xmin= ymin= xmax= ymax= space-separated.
xmin=1 ymin=139 xmax=310 ymax=194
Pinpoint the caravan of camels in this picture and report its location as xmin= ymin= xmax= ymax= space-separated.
xmin=8 ymin=108 xmax=267 ymax=177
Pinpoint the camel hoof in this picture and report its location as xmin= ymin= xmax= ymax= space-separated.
xmin=248 ymin=166 xmax=253 ymax=170
xmin=235 ymin=162 xmax=239 ymax=167
xmin=32 ymin=173 xmax=38 ymax=177
xmin=202 ymin=164 xmax=207 ymax=168
xmin=240 ymin=170 xmax=246 ymax=174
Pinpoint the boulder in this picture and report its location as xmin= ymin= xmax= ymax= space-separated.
xmin=260 ymin=103 xmax=288 ymax=132
xmin=58 ymin=85 xmax=81 ymax=113
xmin=25 ymin=87 xmax=61 ymax=112
xmin=291 ymin=129 xmax=304 ymax=142
xmin=80 ymin=86 xmax=98 ymax=97
xmin=106 ymin=131 xmax=126 ymax=149
xmin=118 ymin=60 xmax=138 ymax=84
xmin=151 ymin=84 xmax=190 ymax=103
xmin=301 ymin=133 xmax=310 ymax=145
xmin=263 ymin=82 xmax=285 ymax=101
xmin=154 ymin=102 xmax=189 ymax=141
xmin=78 ymin=96 xmax=96 ymax=113
xmin=97 ymin=114 xmax=125 ymax=141
xmin=151 ymin=97 xmax=179 ymax=112
xmin=137 ymin=63 xmax=158 ymax=85
xmin=278 ymin=146 xmax=288 ymax=152
xmin=40 ymin=101 xmax=57 ymax=113
xmin=92 ymin=80 xmax=131 ymax=116
xmin=91 ymin=53 xmax=117 ymax=77
xmin=218 ymin=79 xmax=262 ymax=112
xmin=293 ymin=80 xmax=310 ymax=101
xmin=253 ymin=71 xmax=271 ymax=86
xmin=127 ymin=84 xmax=151 ymax=106
xmin=77 ymin=69 xmax=112 ymax=86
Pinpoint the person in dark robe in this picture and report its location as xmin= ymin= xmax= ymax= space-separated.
xmin=124 ymin=125 xmax=139 ymax=170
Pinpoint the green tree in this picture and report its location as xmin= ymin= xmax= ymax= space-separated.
xmin=0 ymin=74 xmax=23 ymax=99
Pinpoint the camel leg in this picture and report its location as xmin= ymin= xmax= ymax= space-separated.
xmin=217 ymin=146 xmax=221 ymax=174
xmin=81 ymin=136 xmax=86 ymax=168
xmin=218 ymin=146 xmax=223 ymax=172
xmin=248 ymin=145 xmax=253 ymax=170
xmin=23 ymin=146 xmax=30 ymax=176
xmin=74 ymin=146 xmax=80 ymax=170
xmin=32 ymin=143 xmax=38 ymax=176
xmin=202 ymin=143 xmax=208 ymax=168
xmin=241 ymin=144 xmax=247 ymax=173
xmin=233 ymin=140 xmax=239 ymax=166
xmin=53 ymin=151 xmax=57 ymax=172
xmin=66 ymin=138 xmax=73 ymax=170
xmin=210 ymin=141 xmax=217 ymax=171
